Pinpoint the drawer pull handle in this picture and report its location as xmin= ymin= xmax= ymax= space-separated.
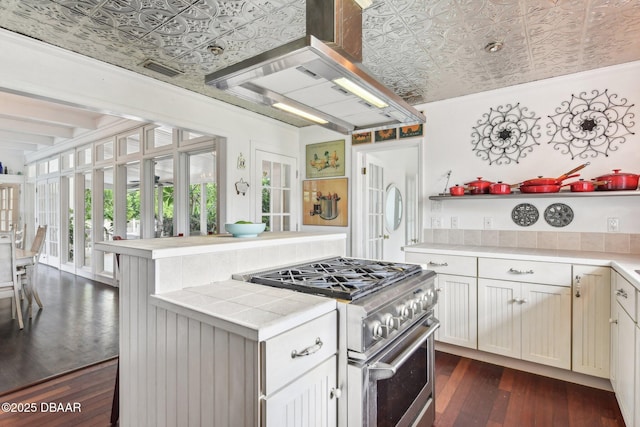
xmin=428 ymin=261 xmax=448 ymax=267
xmin=615 ymin=289 xmax=628 ymax=299
xmin=609 ymin=318 xmax=618 ymax=324
xmin=508 ymin=268 xmax=534 ymax=275
xmin=291 ymin=338 xmax=323 ymax=359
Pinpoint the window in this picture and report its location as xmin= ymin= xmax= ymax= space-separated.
xmin=77 ymin=145 xmax=92 ymax=167
xmin=256 ymin=151 xmax=295 ymax=232
xmin=145 ymin=125 xmax=174 ymax=152
xmin=188 ymin=151 xmax=216 ymax=236
xmin=96 ymin=139 xmax=114 ymax=162
xmin=125 ymin=162 xmax=141 ymax=239
xmin=153 ymin=157 xmax=174 ymax=237
xmin=117 ymin=130 xmax=141 ymax=158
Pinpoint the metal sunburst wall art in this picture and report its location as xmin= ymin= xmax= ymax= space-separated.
xmin=547 ymin=89 xmax=636 ymax=159
xmin=471 ymin=103 xmax=541 ymax=165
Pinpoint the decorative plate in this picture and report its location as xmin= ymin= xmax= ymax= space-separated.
xmin=544 ymin=203 xmax=574 ymax=227
xmin=511 ymin=203 xmax=539 ymax=227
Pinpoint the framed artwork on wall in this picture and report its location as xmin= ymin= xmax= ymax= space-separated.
xmin=305 ymin=139 xmax=345 ymax=178
xmin=303 ymin=178 xmax=348 ymax=226
xmin=399 ymin=124 xmax=423 ymax=138
xmin=352 ymin=131 xmax=372 ymax=144
xmin=375 ymin=128 xmax=397 ymax=142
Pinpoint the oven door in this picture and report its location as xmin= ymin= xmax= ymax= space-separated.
xmin=348 ymin=317 xmax=440 ymax=427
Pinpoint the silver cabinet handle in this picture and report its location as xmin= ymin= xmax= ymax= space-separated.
xmin=428 ymin=261 xmax=448 ymax=267
xmin=575 ymin=275 xmax=581 ymax=298
xmin=330 ymin=387 xmax=342 ymax=399
xmin=291 ymin=337 xmax=323 ymax=358
xmin=508 ymin=268 xmax=534 ymax=275
xmin=609 ymin=318 xmax=618 ymax=324
xmin=616 ymin=289 xmax=628 ymax=299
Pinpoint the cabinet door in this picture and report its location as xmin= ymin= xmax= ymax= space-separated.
xmin=436 ymin=274 xmax=477 ymax=349
xmin=615 ymin=302 xmax=635 ymax=427
xmin=520 ymin=283 xmax=571 ymax=369
xmin=263 ymin=356 xmax=337 ymax=427
xmin=572 ymin=265 xmax=611 ymax=378
xmin=478 ymin=278 xmax=520 ymax=359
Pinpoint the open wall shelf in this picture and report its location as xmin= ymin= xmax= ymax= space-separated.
xmin=429 ymin=190 xmax=640 ymax=200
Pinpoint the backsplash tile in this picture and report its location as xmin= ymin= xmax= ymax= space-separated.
xmin=420 ymin=229 xmax=640 ymax=255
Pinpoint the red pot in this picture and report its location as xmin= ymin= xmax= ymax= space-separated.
xmin=449 ymin=185 xmax=466 ymax=196
xmin=566 ymin=179 xmax=608 ymax=192
xmin=521 ymin=162 xmax=589 ymax=186
xmin=519 ymin=184 xmax=563 ymax=193
xmin=489 ymin=182 xmax=514 ymax=194
xmin=593 ymin=169 xmax=639 ymax=191
xmin=465 ymin=177 xmax=492 ymax=194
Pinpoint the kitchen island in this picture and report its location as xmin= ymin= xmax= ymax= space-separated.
xmin=96 ymin=232 xmax=347 ymax=427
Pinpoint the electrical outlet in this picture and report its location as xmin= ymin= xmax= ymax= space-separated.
xmin=431 ymin=217 xmax=442 ymax=229
xmin=451 ymin=216 xmax=458 ymax=229
xmin=483 ymin=217 xmax=493 ymax=229
xmin=607 ymin=217 xmax=619 ymax=232
xmin=431 ymin=200 xmax=442 ymax=212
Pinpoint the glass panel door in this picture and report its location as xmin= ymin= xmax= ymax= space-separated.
xmin=366 ymin=158 xmax=384 ymax=260
xmin=154 ymin=157 xmax=174 ymax=237
xmin=125 ymin=162 xmax=141 ymax=239
xmin=60 ymin=175 xmax=74 ymax=271
xmin=82 ymin=172 xmax=92 ymax=269
xmin=188 ymin=151 xmax=216 ymax=236
xmin=256 ymin=150 xmax=295 ymax=232
xmin=45 ymin=178 xmax=60 ymax=267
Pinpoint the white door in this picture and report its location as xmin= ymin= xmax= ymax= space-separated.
xmin=36 ymin=177 xmax=60 ymax=267
xmin=436 ymin=274 xmax=478 ymax=349
xmin=365 ymin=156 xmax=384 ymax=260
xmin=255 ymin=150 xmax=297 ymax=231
xmin=478 ymin=278 xmax=520 ymax=359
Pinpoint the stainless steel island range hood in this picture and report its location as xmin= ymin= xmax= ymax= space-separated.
xmin=205 ymin=0 xmax=425 ymax=134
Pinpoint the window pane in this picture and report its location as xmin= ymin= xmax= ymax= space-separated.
xmin=126 ymin=163 xmax=141 ymax=239
xmin=96 ymin=140 xmax=114 ymax=162
xmin=149 ymin=126 xmax=173 ymax=149
xmin=84 ymin=172 xmax=92 ymax=268
xmin=78 ymin=146 xmax=92 ymax=166
xmin=189 ymin=152 xmax=217 ymax=235
xmin=67 ymin=176 xmax=74 ymax=263
xmin=154 ymin=157 xmax=174 ymax=237
xmin=62 ymin=151 xmax=74 ymax=170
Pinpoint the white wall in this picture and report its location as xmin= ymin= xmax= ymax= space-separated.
xmin=0 ymin=150 xmax=23 ymax=175
xmin=417 ymin=60 xmax=640 ymax=233
xmin=0 ymin=28 xmax=300 ymax=227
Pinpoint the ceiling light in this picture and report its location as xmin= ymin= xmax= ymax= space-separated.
xmin=354 ymin=0 xmax=373 ymax=8
xmin=273 ymin=103 xmax=328 ymax=124
xmin=484 ymin=41 xmax=504 ymax=53
xmin=333 ymin=77 xmax=389 ymax=108
xmin=208 ymin=45 xmax=224 ymax=55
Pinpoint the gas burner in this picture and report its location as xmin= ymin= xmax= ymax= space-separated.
xmin=245 ymin=257 xmax=423 ymax=300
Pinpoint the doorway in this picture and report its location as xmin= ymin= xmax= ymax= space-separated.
xmin=353 ymin=142 xmax=421 ymax=261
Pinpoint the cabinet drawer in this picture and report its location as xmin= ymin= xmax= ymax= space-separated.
xmin=261 ymin=311 xmax=337 ymax=396
xmin=405 ymin=252 xmax=477 ymax=276
xmin=478 ymin=258 xmax=571 ymax=287
xmin=614 ymin=273 xmax=637 ymax=321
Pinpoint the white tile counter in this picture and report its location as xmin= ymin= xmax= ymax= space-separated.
xmin=403 ymin=242 xmax=640 ymax=290
xmin=150 ymin=279 xmax=336 ymax=341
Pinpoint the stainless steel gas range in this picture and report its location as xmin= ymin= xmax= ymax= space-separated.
xmin=235 ymin=257 xmax=439 ymax=427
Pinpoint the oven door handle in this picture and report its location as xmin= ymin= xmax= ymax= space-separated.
xmin=368 ymin=319 xmax=440 ymax=381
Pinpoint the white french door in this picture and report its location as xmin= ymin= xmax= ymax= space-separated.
xmin=365 ymin=156 xmax=385 ymax=260
xmin=255 ymin=150 xmax=297 ymax=231
xmin=36 ymin=177 xmax=60 ymax=267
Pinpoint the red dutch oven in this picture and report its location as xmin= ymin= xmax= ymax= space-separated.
xmin=489 ymin=182 xmax=516 ymax=194
xmin=566 ymin=179 xmax=607 ymax=192
xmin=449 ymin=185 xmax=466 ymax=196
xmin=593 ymin=169 xmax=639 ymax=191
xmin=465 ymin=177 xmax=492 ymax=194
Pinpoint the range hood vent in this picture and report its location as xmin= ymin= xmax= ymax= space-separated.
xmin=205 ymin=0 xmax=425 ymax=134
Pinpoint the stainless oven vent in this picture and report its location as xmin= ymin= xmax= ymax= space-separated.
xmin=142 ymin=60 xmax=183 ymax=77
xmin=205 ymin=0 xmax=425 ymax=134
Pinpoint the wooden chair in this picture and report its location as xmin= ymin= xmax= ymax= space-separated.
xmin=18 ymin=225 xmax=47 ymax=316
xmin=0 ymin=232 xmax=24 ymax=330
xmin=13 ymin=223 xmax=26 ymax=250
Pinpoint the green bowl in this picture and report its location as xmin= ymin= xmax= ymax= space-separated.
xmin=224 ymin=223 xmax=266 ymax=238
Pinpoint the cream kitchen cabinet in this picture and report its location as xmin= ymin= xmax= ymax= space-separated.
xmin=610 ymin=271 xmax=637 ymax=427
xmin=572 ymin=265 xmax=611 ymax=378
xmin=404 ymin=252 xmax=477 ymax=348
xmin=261 ymin=311 xmax=338 ymax=427
xmin=477 ymin=258 xmax=572 ymax=369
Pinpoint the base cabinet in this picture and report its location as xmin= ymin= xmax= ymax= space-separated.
xmin=263 ymin=357 xmax=337 ymax=427
xmin=610 ymin=271 xmax=637 ymax=427
xmin=478 ymin=278 xmax=571 ymax=369
xmin=434 ymin=274 xmax=477 ymax=349
xmin=572 ymin=265 xmax=610 ymax=378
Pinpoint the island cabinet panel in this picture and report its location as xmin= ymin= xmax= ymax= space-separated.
xmin=571 ymin=265 xmax=611 ymax=378
xmin=154 ymin=307 xmax=259 ymax=427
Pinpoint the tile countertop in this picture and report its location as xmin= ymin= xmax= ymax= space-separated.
xmin=403 ymin=243 xmax=640 ymax=290
xmin=150 ymin=279 xmax=336 ymax=342
xmin=95 ymin=231 xmax=347 ymax=259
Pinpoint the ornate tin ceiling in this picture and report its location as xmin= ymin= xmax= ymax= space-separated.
xmin=1 ymin=0 xmax=639 ymax=128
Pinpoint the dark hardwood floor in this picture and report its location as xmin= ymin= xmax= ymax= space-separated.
xmin=0 ymin=351 xmax=624 ymax=426
xmin=434 ymin=351 xmax=625 ymax=427
xmin=0 ymin=265 xmax=118 ymax=394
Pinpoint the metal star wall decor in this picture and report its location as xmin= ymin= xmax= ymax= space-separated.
xmin=471 ymin=103 xmax=541 ymax=165
xmin=547 ymin=89 xmax=636 ymax=159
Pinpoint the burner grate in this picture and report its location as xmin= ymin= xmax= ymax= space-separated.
xmin=248 ymin=257 xmax=422 ymax=300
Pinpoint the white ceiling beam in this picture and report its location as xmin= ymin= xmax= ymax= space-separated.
xmin=0 ymin=116 xmax=74 ymax=138
xmin=0 ymin=129 xmax=54 ymax=145
xmin=0 ymin=140 xmax=38 ymax=151
xmin=0 ymin=92 xmax=99 ymax=129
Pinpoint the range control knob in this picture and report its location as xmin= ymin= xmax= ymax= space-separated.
xmin=372 ymin=321 xmax=389 ymax=340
